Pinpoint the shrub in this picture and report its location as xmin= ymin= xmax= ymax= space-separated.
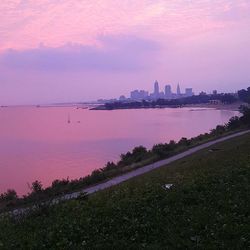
xmin=226 ymin=116 xmax=241 ymax=130
xmin=211 ymin=125 xmax=226 ymax=136
xmin=240 ymin=107 xmax=250 ymax=126
xmin=30 ymin=180 xmax=43 ymax=194
xmin=178 ymin=137 xmax=190 ymax=147
xmin=0 ymin=189 xmax=18 ymax=202
xmin=152 ymin=143 xmax=171 ymax=158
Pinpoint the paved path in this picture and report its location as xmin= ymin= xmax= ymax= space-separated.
xmin=8 ymin=130 xmax=250 ymax=216
xmin=61 ymin=130 xmax=250 ymax=199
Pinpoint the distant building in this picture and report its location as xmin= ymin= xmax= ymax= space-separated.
xmin=165 ymin=85 xmax=172 ymax=99
xmin=139 ymin=90 xmax=149 ymax=99
xmin=119 ymin=95 xmax=126 ymax=101
xmin=130 ymin=90 xmax=148 ymax=100
xmin=148 ymin=80 xmax=161 ymax=100
xmin=213 ymin=90 xmax=218 ymax=95
xmin=185 ymin=88 xmax=193 ymax=97
xmin=177 ymin=84 xmax=181 ymax=96
xmin=154 ymin=81 xmax=159 ymax=96
xmin=130 ymin=90 xmax=139 ymax=100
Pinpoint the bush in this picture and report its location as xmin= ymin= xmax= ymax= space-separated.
xmin=226 ymin=116 xmax=241 ymax=130
xmin=102 ymin=161 xmax=117 ymax=171
xmin=119 ymin=146 xmax=149 ymax=166
xmin=52 ymin=178 xmax=70 ymax=189
xmin=30 ymin=180 xmax=43 ymax=194
xmin=152 ymin=143 xmax=171 ymax=158
xmin=211 ymin=125 xmax=226 ymax=136
xmin=0 ymin=189 xmax=18 ymax=202
xmin=238 ymin=87 xmax=250 ymax=104
xmin=240 ymin=107 xmax=250 ymax=126
xmin=178 ymin=137 xmax=190 ymax=147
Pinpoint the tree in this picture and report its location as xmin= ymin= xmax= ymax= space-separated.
xmin=211 ymin=125 xmax=226 ymax=136
xmin=0 ymin=189 xmax=18 ymax=202
xmin=104 ymin=161 xmax=117 ymax=171
xmin=132 ymin=146 xmax=147 ymax=156
xmin=238 ymin=87 xmax=250 ymax=104
xmin=240 ymin=107 xmax=250 ymax=125
xmin=178 ymin=137 xmax=190 ymax=146
xmin=220 ymin=94 xmax=237 ymax=104
xmin=152 ymin=143 xmax=175 ymax=158
xmin=52 ymin=178 xmax=69 ymax=188
xmin=119 ymin=146 xmax=148 ymax=165
xmin=30 ymin=180 xmax=43 ymax=193
xmin=169 ymin=140 xmax=177 ymax=150
xmin=226 ymin=117 xmax=241 ymax=130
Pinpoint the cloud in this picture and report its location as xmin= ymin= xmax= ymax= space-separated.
xmin=0 ymin=35 xmax=160 ymax=72
xmin=1 ymin=0 xmax=250 ymax=51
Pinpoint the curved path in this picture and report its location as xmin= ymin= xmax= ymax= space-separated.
xmin=9 ymin=130 xmax=250 ymax=216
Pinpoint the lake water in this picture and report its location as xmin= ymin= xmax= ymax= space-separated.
xmin=0 ymin=107 xmax=239 ymax=195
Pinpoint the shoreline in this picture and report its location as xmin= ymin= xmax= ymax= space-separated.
xmin=184 ymin=102 xmax=243 ymax=111
xmin=91 ymin=102 xmax=243 ymax=111
xmin=1 ymin=102 xmax=244 ymax=112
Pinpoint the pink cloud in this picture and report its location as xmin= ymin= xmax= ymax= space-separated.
xmin=1 ymin=0 xmax=250 ymax=51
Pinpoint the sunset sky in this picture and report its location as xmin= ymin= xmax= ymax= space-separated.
xmin=0 ymin=0 xmax=250 ymax=104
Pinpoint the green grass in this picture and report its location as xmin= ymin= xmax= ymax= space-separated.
xmin=0 ymin=134 xmax=250 ymax=249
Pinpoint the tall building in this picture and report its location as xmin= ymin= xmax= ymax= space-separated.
xmin=165 ymin=85 xmax=172 ymax=98
xmin=185 ymin=88 xmax=193 ymax=97
xmin=177 ymin=83 xmax=181 ymax=96
xmin=154 ymin=81 xmax=159 ymax=96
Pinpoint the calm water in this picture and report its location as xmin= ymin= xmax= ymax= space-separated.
xmin=0 ymin=107 xmax=239 ymax=195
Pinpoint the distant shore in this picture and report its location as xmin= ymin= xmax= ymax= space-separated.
xmin=91 ymin=102 xmax=244 ymax=111
xmin=0 ymin=102 xmax=244 ymax=112
xmin=184 ymin=102 xmax=243 ymax=111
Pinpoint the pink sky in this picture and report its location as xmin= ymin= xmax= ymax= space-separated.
xmin=0 ymin=0 xmax=250 ymax=104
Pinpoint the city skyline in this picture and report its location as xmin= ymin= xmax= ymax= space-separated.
xmin=1 ymin=1 xmax=250 ymax=105
xmin=98 ymin=80 xmax=241 ymax=104
xmin=129 ymin=81 xmax=194 ymax=101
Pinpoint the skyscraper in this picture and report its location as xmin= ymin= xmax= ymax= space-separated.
xmin=177 ymin=83 xmax=181 ymax=96
xmin=165 ymin=85 xmax=172 ymax=98
xmin=154 ymin=80 xmax=159 ymax=95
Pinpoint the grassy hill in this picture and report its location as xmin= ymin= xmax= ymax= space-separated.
xmin=0 ymin=134 xmax=250 ymax=249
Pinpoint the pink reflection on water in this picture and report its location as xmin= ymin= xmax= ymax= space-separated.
xmin=0 ymin=107 xmax=239 ymax=195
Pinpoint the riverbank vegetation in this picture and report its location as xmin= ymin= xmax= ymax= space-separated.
xmin=0 ymin=127 xmax=250 ymax=249
xmin=0 ymin=103 xmax=250 ymax=213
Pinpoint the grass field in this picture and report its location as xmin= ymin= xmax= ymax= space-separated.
xmin=0 ymin=134 xmax=250 ymax=249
